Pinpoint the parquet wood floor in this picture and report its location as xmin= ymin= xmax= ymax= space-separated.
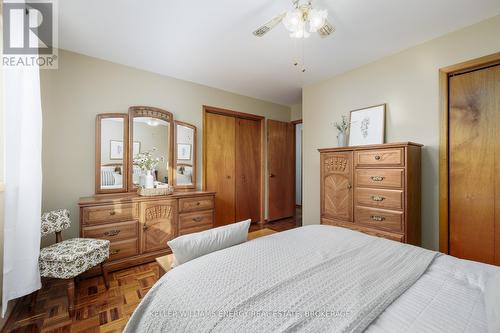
xmin=3 ymin=209 xmax=301 ymax=333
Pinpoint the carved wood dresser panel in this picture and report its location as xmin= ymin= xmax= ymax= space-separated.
xmin=79 ymin=191 xmax=215 ymax=275
xmin=319 ymin=142 xmax=422 ymax=245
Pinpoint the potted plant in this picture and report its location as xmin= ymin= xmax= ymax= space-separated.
xmin=133 ymin=148 xmax=164 ymax=189
xmin=334 ymin=115 xmax=350 ymax=147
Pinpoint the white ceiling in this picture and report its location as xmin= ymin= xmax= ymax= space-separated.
xmin=59 ymin=0 xmax=500 ymax=105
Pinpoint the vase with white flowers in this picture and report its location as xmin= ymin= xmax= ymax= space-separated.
xmin=334 ymin=115 xmax=350 ymax=147
xmin=133 ymin=148 xmax=164 ymax=189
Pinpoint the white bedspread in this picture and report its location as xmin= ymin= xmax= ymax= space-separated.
xmin=367 ymin=254 xmax=498 ymax=333
xmin=124 ymin=225 xmax=437 ymax=333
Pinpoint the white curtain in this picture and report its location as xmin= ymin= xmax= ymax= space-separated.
xmin=2 ymin=64 xmax=43 ymax=316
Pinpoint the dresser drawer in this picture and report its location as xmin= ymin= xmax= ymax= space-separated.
xmin=361 ymin=228 xmax=404 ymax=242
xmin=356 ymin=169 xmax=404 ymax=189
xmin=82 ymin=221 xmax=138 ymax=241
xmin=82 ymin=203 xmax=138 ymax=225
xmin=355 ymin=148 xmax=404 ymax=167
xmin=355 ymin=206 xmax=403 ymax=232
xmin=179 ymin=210 xmax=213 ymax=231
xmin=322 ymin=218 xmax=403 ymax=242
xmin=356 ymin=188 xmax=403 ymax=210
xmin=179 ymin=196 xmax=214 ymax=213
xmin=109 ymin=238 xmax=139 ymax=261
xmin=179 ymin=224 xmax=213 ymax=236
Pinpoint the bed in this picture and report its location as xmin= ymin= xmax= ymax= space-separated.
xmin=124 ymin=225 xmax=499 ymax=332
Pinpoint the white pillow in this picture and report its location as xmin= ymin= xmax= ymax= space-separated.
xmin=485 ymin=272 xmax=500 ymax=333
xmin=167 ymin=219 xmax=251 ymax=267
xmin=113 ymin=172 xmax=123 ymax=185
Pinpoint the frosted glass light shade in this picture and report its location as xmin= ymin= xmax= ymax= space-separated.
xmin=308 ymin=9 xmax=328 ymax=32
xmin=282 ymin=9 xmax=303 ymax=33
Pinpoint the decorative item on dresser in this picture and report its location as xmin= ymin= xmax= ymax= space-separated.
xmin=318 ymin=142 xmax=422 ymax=245
xmin=78 ymin=191 xmax=215 ymax=275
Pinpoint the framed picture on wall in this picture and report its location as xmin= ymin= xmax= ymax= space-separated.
xmin=133 ymin=141 xmax=141 ymax=157
xmin=110 ymin=140 xmax=124 ymax=160
xmin=348 ymin=104 xmax=386 ymax=146
xmin=110 ymin=141 xmax=141 ymax=159
xmin=177 ymin=143 xmax=192 ymax=160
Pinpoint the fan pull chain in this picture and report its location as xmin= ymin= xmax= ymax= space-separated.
xmin=291 ymin=36 xmax=306 ymax=73
xmin=301 ymin=37 xmax=306 ymax=73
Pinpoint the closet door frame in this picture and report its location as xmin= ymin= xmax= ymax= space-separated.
xmin=439 ymin=52 xmax=500 ymax=254
xmin=202 ymin=105 xmax=265 ymax=225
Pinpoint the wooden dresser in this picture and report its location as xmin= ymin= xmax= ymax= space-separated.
xmin=79 ymin=191 xmax=215 ymax=274
xmin=318 ymin=142 xmax=422 ymax=245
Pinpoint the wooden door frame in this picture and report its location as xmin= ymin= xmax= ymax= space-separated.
xmin=439 ymin=52 xmax=500 ymax=253
xmin=292 ymin=119 xmax=303 ymax=210
xmin=202 ymin=105 xmax=265 ymax=225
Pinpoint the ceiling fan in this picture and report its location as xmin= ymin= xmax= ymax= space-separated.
xmin=253 ymin=0 xmax=335 ymax=39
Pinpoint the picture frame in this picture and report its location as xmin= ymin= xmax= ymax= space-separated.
xmin=110 ymin=140 xmax=141 ymax=159
xmin=177 ymin=143 xmax=192 ymax=160
xmin=110 ymin=140 xmax=124 ymax=160
xmin=133 ymin=141 xmax=141 ymax=157
xmin=348 ymin=104 xmax=386 ymax=146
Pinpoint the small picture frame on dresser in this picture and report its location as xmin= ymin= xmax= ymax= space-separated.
xmin=348 ymin=104 xmax=386 ymax=146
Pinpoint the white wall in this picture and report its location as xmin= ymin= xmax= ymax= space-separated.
xmin=295 ymin=123 xmax=302 ymax=206
xmin=40 ymin=50 xmax=291 ymax=239
xmin=302 ymin=15 xmax=500 ymax=250
xmin=291 ymin=103 xmax=302 ymax=121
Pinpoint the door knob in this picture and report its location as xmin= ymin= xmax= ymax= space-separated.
xmin=347 ymin=183 xmax=352 ymax=189
xmin=270 ymin=174 xmax=276 ymax=178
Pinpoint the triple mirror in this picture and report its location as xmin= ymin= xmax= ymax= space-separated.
xmin=95 ymin=106 xmax=197 ymax=194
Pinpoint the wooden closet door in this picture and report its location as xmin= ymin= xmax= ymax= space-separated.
xmin=449 ymin=65 xmax=497 ymax=264
xmin=235 ymin=118 xmax=261 ymax=223
xmin=267 ymin=120 xmax=294 ymax=221
xmin=321 ymin=152 xmax=353 ymax=221
xmin=495 ymin=65 xmax=500 ymax=266
xmin=205 ymin=113 xmax=236 ymax=226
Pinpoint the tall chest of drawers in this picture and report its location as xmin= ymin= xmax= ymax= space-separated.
xmin=319 ymin=142 xmax=422 ymax=245
xmin=79 ymin=191 xmax=215 ymax=274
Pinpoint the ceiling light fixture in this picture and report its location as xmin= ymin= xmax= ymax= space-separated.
xmin=253 ymin=1 xmax=334 ymax=40
xmin=282 ymin=6 xmax=328 ymax=39
xmin=253 ymin=1 xmax=335 ymax=72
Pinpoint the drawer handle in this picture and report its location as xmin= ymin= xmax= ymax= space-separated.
xmin=374 ymin=155 xmax=381 ymax=160
xmin=104 ymin=229 xmax=121 ymax=237
xmin=192 ymin=217 xmax=203 ymax=222
xmin=110 ymin=249 xmax=121 ymax=255
xmin=370 ymin=215 xmax=386 ymax=222
xmin=347 ymin=183 xmax=352 ymax=190
xmin=370 ymin=176 xmax=385 ymax=181
xmin=371 ymin=195 xmax=385 ymax=202
xmin=196 ymin=202 xmax=201 ymax=206
xmin=109 ymin=211 xmax=116 ymax=216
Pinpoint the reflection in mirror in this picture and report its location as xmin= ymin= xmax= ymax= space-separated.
xmin=174 ymin=121 xmax=196 ymax=189
xmin=97 ymin=115 xmax=127 ymax=193
xmin=132 ymin=117 xmax=170 ymax=188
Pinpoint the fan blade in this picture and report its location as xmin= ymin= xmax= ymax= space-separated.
xmin=317 ymin=19 xmax=335 ymax=38
xmin=253 ymin=13 xmax=286 ymax=37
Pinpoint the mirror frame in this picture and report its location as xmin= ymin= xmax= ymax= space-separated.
xmin=173 ymin=120 xmax=197 ymax=190
xmin=95 ymin=113 xmax=129 ymax=194
xmin=127 ymin=106 xmax=174 ymax=191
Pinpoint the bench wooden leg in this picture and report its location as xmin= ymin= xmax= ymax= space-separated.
xmin=67 ymin=278 xmax=75 ymax=318
xmin=101 ymin=262 xmax=109 ymax=289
